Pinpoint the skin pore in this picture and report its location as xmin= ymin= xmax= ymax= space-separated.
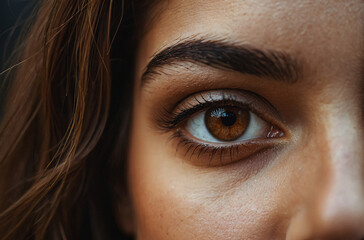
xmin=127 ymin=0 xmax=364 ymax=239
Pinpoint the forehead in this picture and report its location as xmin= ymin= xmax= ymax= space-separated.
xmin=137 ymin=0 xmax=363 ymax=86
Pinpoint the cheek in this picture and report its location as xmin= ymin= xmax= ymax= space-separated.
xmin=129 ymin=112 xmax=267 ymax=240
xmin=127 ymin=102 xmax=326 ymax=240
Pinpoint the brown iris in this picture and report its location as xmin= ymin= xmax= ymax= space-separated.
xmin=205 ymin=106 xmax=250 ymax=141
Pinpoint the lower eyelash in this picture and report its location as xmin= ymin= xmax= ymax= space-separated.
xmin=168 ymin=130 xmax=248 ymax=166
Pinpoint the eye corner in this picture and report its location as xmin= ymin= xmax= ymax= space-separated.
xmin=266 ymin=120 xmax=292 ymax=142
xmin=266 ymin=125 xmax=284 ymax=138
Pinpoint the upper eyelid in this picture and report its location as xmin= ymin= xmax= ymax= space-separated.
xmin=156 ymin=89 xmax=284 ymax=132
xmin=175 ymin=90 xmax=282 ymax=123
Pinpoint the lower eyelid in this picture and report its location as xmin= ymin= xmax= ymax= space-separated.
xmin=170 ymin=129 xmax=282 ymax=167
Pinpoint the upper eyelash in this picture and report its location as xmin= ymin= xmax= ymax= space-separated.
xmin=157 ymin=92 xmax=245 ymax=131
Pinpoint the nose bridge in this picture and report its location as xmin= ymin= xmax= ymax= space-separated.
xmin=314 ymin=108 xmax=364 ymax=237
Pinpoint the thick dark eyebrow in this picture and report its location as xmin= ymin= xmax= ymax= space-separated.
xmin=141 ymin=38 xmax=301 ymax=85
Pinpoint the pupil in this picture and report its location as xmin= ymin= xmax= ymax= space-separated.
xmin=221 ymin=111 xmax=236 ymax=126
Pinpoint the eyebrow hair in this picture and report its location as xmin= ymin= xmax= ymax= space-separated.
xmin=141 ymin=38 xmax=301 ymax=85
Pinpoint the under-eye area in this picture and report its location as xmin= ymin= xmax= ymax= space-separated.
xmin=156 ymin=89 xmax=288 ymax=167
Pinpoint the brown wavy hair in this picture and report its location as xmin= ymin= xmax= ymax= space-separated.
xmin=0 ymin=0 xmax=153 ymax=238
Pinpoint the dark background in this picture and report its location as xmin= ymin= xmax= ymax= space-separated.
xmin=0 ymin=0 xmax=34 ymax=116
xmin=0 ymin=0 xmax=34 ymax=72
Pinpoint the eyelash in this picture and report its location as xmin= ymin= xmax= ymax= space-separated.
xmin=157 ymin=91 xmax=282 ymax=166
xmin=158 ymin=92 xmax=246 ymax=129
xmin=169 ymin=130 xmax=241 ymax=164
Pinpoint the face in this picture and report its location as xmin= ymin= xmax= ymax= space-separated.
xmin=126 ymin=0 xmax=364 ymax=239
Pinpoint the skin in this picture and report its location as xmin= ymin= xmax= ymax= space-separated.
xmin=126 ymin=0 xmax=364 ymax=239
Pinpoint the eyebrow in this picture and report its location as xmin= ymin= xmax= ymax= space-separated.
xmin=141 ymin=38 xmax=301 ymax=85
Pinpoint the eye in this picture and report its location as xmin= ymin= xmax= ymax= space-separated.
xmin=186 ymin=106 xmax=273 ymax=143
xmin=156 ymin=89 xmax=286 ymax=166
